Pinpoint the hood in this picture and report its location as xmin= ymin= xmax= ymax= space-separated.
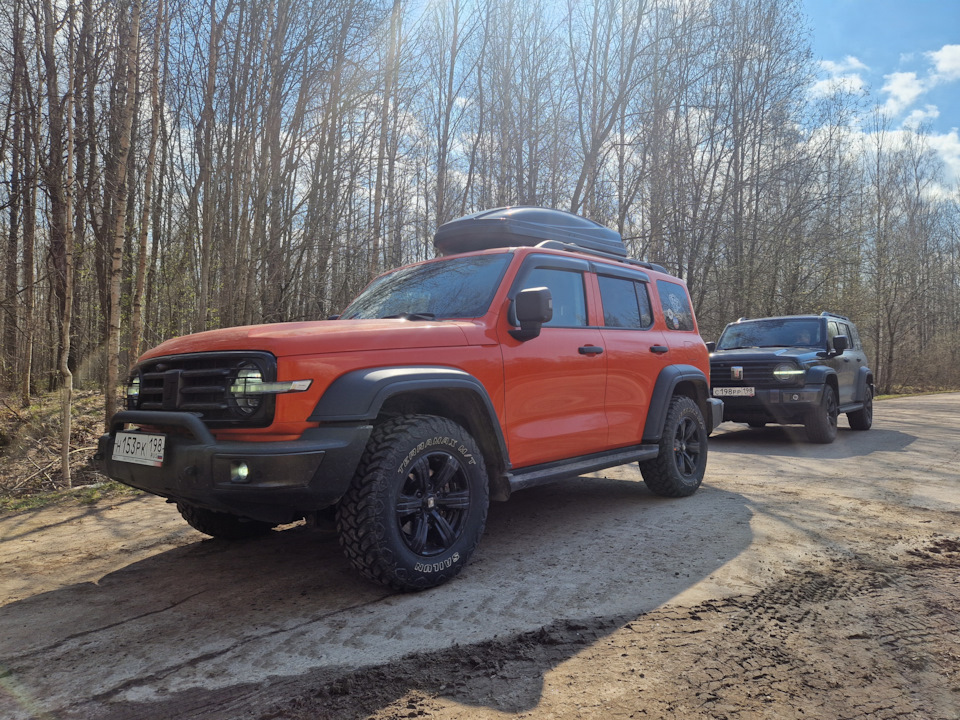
xmin=710 ymin=346 xmax=823 ymax=363
xmin=141 ymin=319 xmax=476 ymax=361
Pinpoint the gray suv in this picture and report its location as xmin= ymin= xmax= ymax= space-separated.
xmin=709 ymin=312 xmax=874 ymax=443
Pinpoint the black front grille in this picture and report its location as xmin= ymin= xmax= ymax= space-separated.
xmin=711 ymin=359 xmax=783 ymax=388
xmin=129 ymin=351 xmax=277 ymax=427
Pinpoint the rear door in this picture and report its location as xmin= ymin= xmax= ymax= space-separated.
xmin=595 ymin=268 xmax=668 ymax=447
xmin=827 ymin=319 xmax=860 ymax=404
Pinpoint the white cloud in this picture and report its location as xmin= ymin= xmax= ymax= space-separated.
xmin=812 ymin=56 xmax=867 ymax=99
xmin=903 ymin=104 xmax=940 ymax=129
xmin=810 ymin=74 xmax=866 ymax=98
xmin=881 ymin=71 xmax=925 ymax=116
xmin=820 ymin=56 xmax=869 ymax=75
xmin=927 ymin=44 xmax=960 ymax=81
xmin=926 ymin=129 xmax=960 ymax=187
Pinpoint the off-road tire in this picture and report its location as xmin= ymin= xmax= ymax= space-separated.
xmin=805 ymin=384 xmax=839 ymax=443
xmin=847 ymin=387 xmax=873 ymax=431
xmin=176 ymin=502 xmax=276 ymax=540
xmin=639 ymin=395 xmax=707 ymax=498
xmin=336 ymin=414 xmax=489 ymax=592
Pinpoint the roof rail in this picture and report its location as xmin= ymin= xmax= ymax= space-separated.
xmin=819 ymin=311 xmax=850 ymax=321
xmin=534 ymin=240 xmax=668 ymax=274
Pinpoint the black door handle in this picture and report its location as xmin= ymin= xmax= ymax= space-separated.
xmin=650 ymin=345 xmax=669 ymax=354
xmin=579 ymin=345 xmax=604 ymax=356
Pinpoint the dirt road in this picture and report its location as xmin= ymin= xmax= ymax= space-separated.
xmin=2 ymin=393 xmax=959 ymax=720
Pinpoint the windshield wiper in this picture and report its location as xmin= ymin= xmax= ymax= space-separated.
xmin=383 ymin=312 xmax=437 ymax=321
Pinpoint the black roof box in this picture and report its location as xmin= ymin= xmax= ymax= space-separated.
xmin=434 ymin=206 xmax=627 ymax=258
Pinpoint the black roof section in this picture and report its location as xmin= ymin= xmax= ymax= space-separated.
xmin=435 ymin=206 xmax=625 ymax=257
xmin=433 ymin=206 xmax=667 ymax=273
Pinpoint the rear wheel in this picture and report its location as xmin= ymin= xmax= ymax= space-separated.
xmin=847 ymin=387 xmax=873 ymax=431
xmin=806 ymin=385 xmax=838 ymax=443
xmin=639 ymin=395 xmax=707 ymax=497
xmin=337 ymin=414 xmax=489 ymax=592
xmin=176 ymin=502 xmax=276 ymax=540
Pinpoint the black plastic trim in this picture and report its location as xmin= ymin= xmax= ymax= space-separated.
xmin=642 ymin=365 xmax=711 ymax=443
xmin=507 ymin=444 xmax=661 ymax=492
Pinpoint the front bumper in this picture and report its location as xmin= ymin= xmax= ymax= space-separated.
xmin=715 ymin=385 xmax=824 ymax=424
xmin=94 ymin=411 xmax=372 ymax=524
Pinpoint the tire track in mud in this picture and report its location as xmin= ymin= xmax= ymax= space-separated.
xmin=76 ymin=536 xmax=960 ymax=720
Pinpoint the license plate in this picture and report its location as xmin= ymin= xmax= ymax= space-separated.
xmin=714 ymin=386 xmax=755 ymax=398
xmin=113 ymin=431 xmax=165 ymax=467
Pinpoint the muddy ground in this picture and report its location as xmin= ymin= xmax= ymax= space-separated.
xmin=1 ymin=393 xmax=959 ymax=720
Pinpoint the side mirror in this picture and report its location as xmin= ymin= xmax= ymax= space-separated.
xmin=705 ymin=341 xmax=716 ymax=353
xmin=510 ymin=287 xmax=552 ymax=341
xmin=832 ymin=335 xmax=848 ymax=354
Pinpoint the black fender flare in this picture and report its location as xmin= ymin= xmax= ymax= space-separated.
xmin=855 ymin=366 xmax=874 ymax=402
xmin=805 ymin=365 xmax=837 ymax=388
xmin=642 ymin=365 xmax=712 ymax=443
xmin=308 ymin=365 xmax=509 ymax=469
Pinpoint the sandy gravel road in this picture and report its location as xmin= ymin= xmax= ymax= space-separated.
xmin=1 ymin=393 xmax=958 ymax=719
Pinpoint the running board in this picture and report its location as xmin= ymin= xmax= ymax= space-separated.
xmin=506 ymin=445 xmax=660 ymax=493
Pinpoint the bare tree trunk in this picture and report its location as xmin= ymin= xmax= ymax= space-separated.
xmin=59 ymin=2 xmax=78 ymax=487
xmin=371 ymin=0 xmax=402 ymax=278
xmin=4 ymin=0 xmax=25 ymax=387
xmin=104 ymin=0 xmax=141 ymax=428
xmin=130 ymin=0 xmax=164 ymax=360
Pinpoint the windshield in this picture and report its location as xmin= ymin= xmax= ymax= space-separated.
xmin=717 ymin=319 xmax=823 ymax=350
xmin=340 ymin=253 xmax=512 ymax=320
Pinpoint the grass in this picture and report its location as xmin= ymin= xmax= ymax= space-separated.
xmin=0 ymin=480 xmax=142 ymax=514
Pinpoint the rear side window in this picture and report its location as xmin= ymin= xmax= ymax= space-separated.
xmin=656 ymin=280 xmax=695 ymax=331
xmin=523 ymin=267 xmax=587 ymax=327
xmin=598 ymin=275 xmax=653 ymax=329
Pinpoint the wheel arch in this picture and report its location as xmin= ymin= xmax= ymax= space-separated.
xmin=642 ymin=365 xmax=712 ymax=443
xmin=310 ymin=367 xmax=511 ymax=501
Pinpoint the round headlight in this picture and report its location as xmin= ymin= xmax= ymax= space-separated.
xmin=126 ymin=375 xmax=141 ymax=409
xmin=773 ymin=363 xmax=805 ymax=383
xmin=230 ymin=363 xmax=264 ymax=415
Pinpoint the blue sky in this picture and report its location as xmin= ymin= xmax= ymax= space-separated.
xmin=803 ymin=0 xmax=960 ymax=183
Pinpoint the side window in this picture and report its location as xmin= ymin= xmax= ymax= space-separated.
xmin=523 ymin=267 xmax=588 ymax=327
xmin=849 ymin=324 xmax=863 ymax=350
xmin=655 ymin=280 xmax=694 ymax=331
xmin=598 ymin=275 xmax=653 ymax=329
xmin=827 ymin=320 xmax=840 ymax=349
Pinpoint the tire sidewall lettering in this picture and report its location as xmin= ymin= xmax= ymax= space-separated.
xmin=397 ymin=434 xmax=476 ymax=474
xmin=413 ymin=552 xmax=461 ymax=574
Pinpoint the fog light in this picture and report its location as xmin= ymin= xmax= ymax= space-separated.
xmin=230 ymin=461 xmax=251 ymax=483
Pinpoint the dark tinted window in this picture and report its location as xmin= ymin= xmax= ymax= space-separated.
xmin=523 ymin=268 xmax=587 ymax=327
xmin=340 ymin=254 xmax=511 ymax=320
xmin=656 ymin=280 xmax=695 ymax=331
xmin=598 ymin=275 xmax=653 ymax=329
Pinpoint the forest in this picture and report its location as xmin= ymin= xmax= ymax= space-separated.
xmin=1 ymin=0 xmax=958 ymax=484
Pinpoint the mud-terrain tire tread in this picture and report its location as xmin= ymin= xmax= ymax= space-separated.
xmin=337 ymin=414 xmax=488 ymax=592
xmin=806 ymin=384 xmax=839 ymax=443
xmin=639 ymin=395 xmax=707 ymax=498
xmin=176 ymin=502 xmax=276 ymax=540
xmin=847 ymin=386 xmax=873 ymax=431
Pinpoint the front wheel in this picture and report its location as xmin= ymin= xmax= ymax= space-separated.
xmin=337 ymin=414 xmax=489 ymax=592
xmin=639 ymin=395 xmax=708 ymax=497
xmin=806 ymin=385 xmax=838 ymax=443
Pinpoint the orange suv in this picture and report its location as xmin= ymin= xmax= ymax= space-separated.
xmin=96 ymin=207 xmax=722 ymax=591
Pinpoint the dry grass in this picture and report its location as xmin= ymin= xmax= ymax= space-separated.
xmin=0 ymin=389 xmax=115 ymax=501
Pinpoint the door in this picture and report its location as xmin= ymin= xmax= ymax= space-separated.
xmin=596 ymin=272 xmax=668 ymax=447
xmin=500 ymin=259 xmax=608 ymax=467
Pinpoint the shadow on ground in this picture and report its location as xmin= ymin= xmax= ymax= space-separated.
xmin=1 ymin=475 xmax=752 ymax=720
